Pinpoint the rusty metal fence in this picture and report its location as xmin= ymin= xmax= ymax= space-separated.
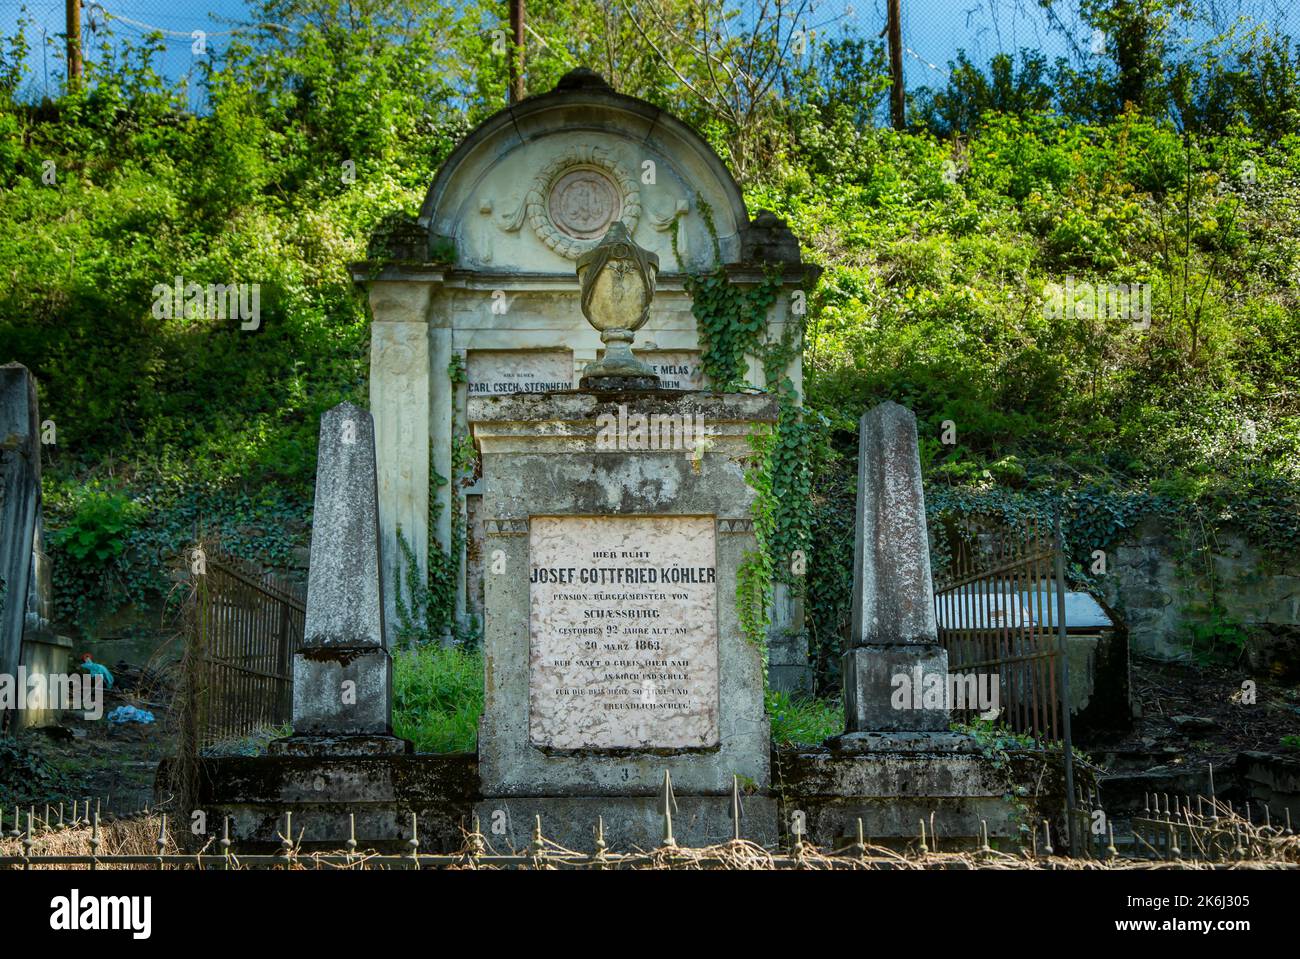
xmin=190 ymin=550 xmax=303 ymax=747
xmin=931 ymin=514 xmax=1069 ymax=741
xmin=3 ymin=785 xmax=1295 ymax=869
xmin=931 ymin=513 xmax=1079 ymax=852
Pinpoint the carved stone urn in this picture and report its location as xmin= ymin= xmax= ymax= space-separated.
xmin=576 ymin=222 xmax=661 ymax=390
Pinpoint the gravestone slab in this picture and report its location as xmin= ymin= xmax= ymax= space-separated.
xmin=472 ymin=391 xmax=774 ymax=798
xmin=0 ymin=364 xmax=40 ymax=688
xmin=470 ymin=390 xmax=777 ymax=849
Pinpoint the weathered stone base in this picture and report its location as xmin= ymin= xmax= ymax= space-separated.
xmin=186 ymin=754 xmax=478 ymax=852
xmin=472 ymin=795 xmax=778 ymax=853
xmin=768 ymin=664 xmax=814 ymax=696
xmin=268 ymin=734 xmax=412 ymax=757
xmin=828 ymin=730 xmax=979 ymax=753
xmin=796 ymin=797 xmax=1019 ymax=850
xmin=15 ymin=630 xmax=73 ymax=729
xmin=774 ymin=744 xmax=1019 ymax=849
xmin=1236 ymin=751 xmax=1300 ymax=824
xmin=178 ymin=747 xmax=1044 ymax=854
xmin=290 ymin=646 xmax=394 ymax=735
xmin=842 ymin=645 xmax=949 ymax=732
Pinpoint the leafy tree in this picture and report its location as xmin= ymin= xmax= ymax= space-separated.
xmin=911 ymin=50 xmax=1055 ymax=136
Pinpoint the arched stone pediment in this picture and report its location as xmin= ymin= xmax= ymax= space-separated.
xmin=361 ymin=69 xmax=810 ymax=651
xmin=419 ymin=69 xmax=748 ymax=275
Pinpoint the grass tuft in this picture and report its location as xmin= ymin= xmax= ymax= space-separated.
xmin=393 ymin=645 xmax=483 ymax=753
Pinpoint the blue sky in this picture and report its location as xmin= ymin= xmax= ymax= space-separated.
xmin=2 ymin=0 xmax=1297 ymax=108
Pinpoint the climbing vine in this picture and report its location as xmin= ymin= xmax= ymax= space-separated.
xmin=681 ymin=197 xmax=816 ymax=674
xmin=394 ymin=355 xmax=479 ymax=647
xmin=738 ymin=426 xmax=777 ymax=656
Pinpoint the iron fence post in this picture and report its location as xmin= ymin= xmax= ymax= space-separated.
xmin=1053 ymin=515 xmax=1078 ymax=856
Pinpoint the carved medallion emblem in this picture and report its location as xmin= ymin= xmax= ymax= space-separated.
xmin=496 ymin=145 xmax=641 ymax=259
xmin=548 ymin=168 xmax=621 ymax=239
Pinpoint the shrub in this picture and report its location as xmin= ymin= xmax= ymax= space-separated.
xmin=49 ymin=488 xmax=144 ymax=563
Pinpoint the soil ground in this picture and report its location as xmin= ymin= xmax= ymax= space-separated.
xmin=1 ymin=664 xmax=175 ymax=817
xmin=1089 ymin=654 xmax=1300 ymax=767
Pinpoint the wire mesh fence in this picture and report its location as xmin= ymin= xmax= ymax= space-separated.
xmin=8 ymin=0 xmax=1300 ymax=113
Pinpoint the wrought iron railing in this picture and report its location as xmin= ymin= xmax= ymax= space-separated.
xmin=2 ymin=786 xmax=1294 ymax=870
xmin=931 ymin=513 xmax=1081 ymax=853
xmin=190 ymin=550 xmax=303 ymax=747
xmin=931 ymin=514 xmax=1069 ymax=741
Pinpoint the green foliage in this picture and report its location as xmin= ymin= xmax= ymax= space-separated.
xmin=393 ymin=526 xmax=434 ymax=645
xmin=768 ymin=105 xmax=1300 ymax=547
xmin=51 ymin=487 xmax=144 ymax=563
xmin=766 ymin=691 xmax=843 ymax=745
xmin=393 ymin=525 xmax=470 ymax=647
xmin=684 ymin=225 xmax=813 ymax=670
xmin=911 ymin=50 xmax=1055 ymax=136
xmin=953 ymin=718 xmax=1039 ymax=762
xmin=201 ymin=723 xmax=294 ymax=758
xmin=685 ymin=268 xmax=781 ymax=390
xmin=2 ymin=2 xmax=1299 ymax=674
xmin=44 ymin=477 xmax=309 ymax=634
xmin=1180 ymin=604 xmax=1249 ymax=665
xmin=0 ymin=737 xmax=85 ymax=808
xmin=392 ymin=644 xmax=483 ymax=753
xmin=914 ymin=3 xmax=1300 ymax=137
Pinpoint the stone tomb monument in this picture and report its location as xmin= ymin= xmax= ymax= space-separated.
xmin=0 ymin=363 xmax=73 ymax=732
xmin=349 ymin=68 xmax=813 ymax=695
xmin=194 ymin=390 xmax=1028 ymax=851
xmin=470 ymin=224 xmax=777 ymax=849
xmin=0 ymin=363 xmax=41 ymax=695
xmin=192 ymin=71 xmax=1029 ymax=851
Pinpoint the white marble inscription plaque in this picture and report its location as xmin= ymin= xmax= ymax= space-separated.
xmin=529 ymin=515 xmax=719 ymax=749
xmin=643 ymin=351 xmax=705 ymax=390
xmin=599 ymin=350 xmax=705 ymax=390
xmin=468 ymin=350 xmax=573 ymax=397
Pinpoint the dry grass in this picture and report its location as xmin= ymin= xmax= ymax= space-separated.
xmin=2 ymin=806 xmax=1297 ymax=869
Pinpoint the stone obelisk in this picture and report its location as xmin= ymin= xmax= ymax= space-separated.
xmin=271 ymin=402 xmax=410 ymax=756
xmin=837 ymin=401 xmax=951 ymax=741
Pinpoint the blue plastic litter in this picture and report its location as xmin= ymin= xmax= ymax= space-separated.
xmin=81 ymin=660 xmax=115 ymax=689
xmin=107 ymin=705 xmax=155 ymax=725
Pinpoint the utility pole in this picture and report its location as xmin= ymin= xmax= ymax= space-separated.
xmin=66 ymin=0 xmax=83 ymax=90
xmin=886 ymin=0 xmax=905 ymax=129
xmin=508 ymin=0 xmax=525 ymax=104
